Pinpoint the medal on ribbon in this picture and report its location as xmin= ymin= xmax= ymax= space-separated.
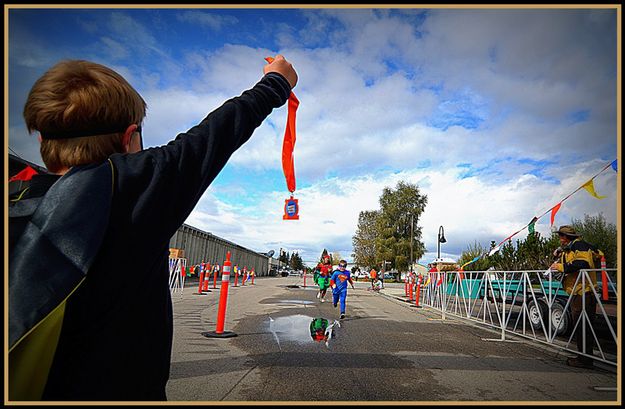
xmin=265 ymin=56 xmax=300 ymax=220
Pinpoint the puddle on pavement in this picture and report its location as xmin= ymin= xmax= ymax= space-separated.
xmin=268 ymin=315 xmax=341 ymax=350
xmin=275 ymin=299 xmax=316 ymax=305
xmin=284 ymin=285 xmax=318 ymax=290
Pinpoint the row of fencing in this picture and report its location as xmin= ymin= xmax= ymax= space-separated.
xmin=168 ymin=257 xmax=258 ymax=296
xmin=406 ymin=268 xmax=618 ymax=366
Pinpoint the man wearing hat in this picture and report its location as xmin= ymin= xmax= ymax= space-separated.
xmin=550 ymin=225 xmax=603 ymax=369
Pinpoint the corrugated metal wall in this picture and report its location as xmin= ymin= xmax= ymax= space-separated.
xmin=169 ymin=223 xmax=272 ymax=276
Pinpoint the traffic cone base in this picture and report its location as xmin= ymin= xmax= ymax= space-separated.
xmin=201 ymin=331 xmax=237 ymax=338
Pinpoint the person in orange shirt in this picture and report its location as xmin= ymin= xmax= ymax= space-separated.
xmin=369 ymin=268 xmax=377 ymax=289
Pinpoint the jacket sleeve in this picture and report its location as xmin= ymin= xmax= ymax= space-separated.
xmin=109 ymin=72 xmax=291 ymax=243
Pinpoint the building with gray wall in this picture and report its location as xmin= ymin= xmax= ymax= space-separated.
xmin=169 ymin=223 xmax=281 ymax=276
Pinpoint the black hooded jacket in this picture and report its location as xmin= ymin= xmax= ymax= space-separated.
xmin=9 ymin=72 xmax=291 ymax=401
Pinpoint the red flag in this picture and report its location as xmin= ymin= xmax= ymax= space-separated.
xmin=550 ymin=202 xmax=562 ymax=227
xmin=9 ymin=166 xmax=38 ymax=182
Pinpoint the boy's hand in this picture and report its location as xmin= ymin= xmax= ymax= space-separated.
xmin=264 ymin=55 xmax=298 ymax=89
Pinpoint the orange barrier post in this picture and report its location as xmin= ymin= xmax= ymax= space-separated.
xmin=234 ymin=266 xmax=239 ymax=287
xmin=202 ymin=263 xmax=211 ymax=292
xmin=242 ymin=267 xmax=247 ymax=286
xmin=213 ymin=265 xmax=218 ymax=289
xmin=303 ymin=270 xmax=307 ymax=287
xmin=409 ymin=276 xmax=414 ymax=301
xmin=196 ymin=269 xmax=206 ymax=295
xmin=601 ymin=257 xmax=608 ymax=301
xmin=251 ymin=269 xmax=255 ymax=285
xmin=202 ymin=252 xmax=237 ymax=338
xmin=414 ymin=275 xmax=423 ymax=308
xmin=404 ymin=276 xmax=408 ymax=296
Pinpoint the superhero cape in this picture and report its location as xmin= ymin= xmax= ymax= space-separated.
xmin=9 ymin=160 xmax=114 ymax=400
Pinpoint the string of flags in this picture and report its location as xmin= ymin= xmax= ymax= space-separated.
xmin=460 ymin=159 xmax=617 ymax=270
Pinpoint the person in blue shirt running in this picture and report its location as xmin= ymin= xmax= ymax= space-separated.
xmin=329 ymin=260 xmax=355 ymax=319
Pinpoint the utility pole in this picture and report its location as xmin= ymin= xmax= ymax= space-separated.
xmin=410 ymin=213 xmax=414 ymax=274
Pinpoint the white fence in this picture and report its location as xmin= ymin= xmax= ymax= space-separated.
xmin=169 ymin=257 xmax=187 ymax=296
xmin=420 ymin=268 xmax=618 ymax=366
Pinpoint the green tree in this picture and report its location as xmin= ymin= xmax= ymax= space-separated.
xmin=457 ymin=213 xmax=616 ymax=272
xmin=331 ymin=252 xmax=343 ymax=265
xmin=490 ymin=240 xmax=517 ymax=271
xmin=376 ymin=181 xmax=427 ymax=272
xmin=352 ymin=210 xmax=380 ymax=269
xmin=284 ymin=251 xmax=291 ymax=267
xmin=571 ymin=213 xmax=617 ymax=268
xmin=515 ymin=232 xmax=560 ymax=270
xmin=290 ymin=252 xmax=304 ymax=270
xmin=457 ymin=241 xmax=492 ymax=271
xmin=461 ymin=234 xmax=560 ymax=272
xmin=279 ymin=249 xmax=289 ymax=265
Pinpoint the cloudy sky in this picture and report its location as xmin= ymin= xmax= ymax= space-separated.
xmin=7 ymin=6 xmax=619 ymax=266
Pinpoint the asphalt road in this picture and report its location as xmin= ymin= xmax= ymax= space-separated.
xmin=166 ymin=276 xmax=619 ymax=403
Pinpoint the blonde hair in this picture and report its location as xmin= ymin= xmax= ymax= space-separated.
xmin=23 ymin=60 xmax=146 ymax=172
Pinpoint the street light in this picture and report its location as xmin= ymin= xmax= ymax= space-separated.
xmin=437 ymin=225 xmax=446 ymax=261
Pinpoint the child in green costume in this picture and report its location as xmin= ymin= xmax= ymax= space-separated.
xmin=315 ymin=256 xmax=332 ymax=302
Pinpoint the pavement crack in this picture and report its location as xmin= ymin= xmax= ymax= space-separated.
xmin=220 ymin=364 xmax=257 ymax=401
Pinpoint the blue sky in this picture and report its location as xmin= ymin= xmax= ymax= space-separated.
xmin=7 ymin=6 xmax=619 ymax=266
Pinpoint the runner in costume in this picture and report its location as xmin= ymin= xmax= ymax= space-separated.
xmin=315 ymin=254 xmax=332 ymax=302
xmin=330 ymin=260 xmax=355 ymax=319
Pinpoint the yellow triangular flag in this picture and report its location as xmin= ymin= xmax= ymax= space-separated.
xmin=582 ymin=179 xmax=606 ymax=199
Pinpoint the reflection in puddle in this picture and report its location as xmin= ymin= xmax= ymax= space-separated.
xmin=268 ymin=315 xmax=341 ymax=350
xmin=310 ymin=317 xmax=340 ymax=347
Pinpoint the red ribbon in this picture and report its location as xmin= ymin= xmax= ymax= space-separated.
xmin=265 ymin=57 xmax=298 ymax=193
xmin=282 ymin=93 xmax=299 ymax=193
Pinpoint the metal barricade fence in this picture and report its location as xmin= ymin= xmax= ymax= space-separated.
xmin=420 ymin=269 xmax=618 ymax=366
xmin=169 ymin=257 xmax=187 ymax=296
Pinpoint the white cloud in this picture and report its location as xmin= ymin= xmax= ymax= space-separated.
xmin=185 ymin=157 xmax=618 ymax=266
xmin=8 ymin=8 xmax=618 ymax=268
xmin=140 ymin=88 xmax=230 ymax=147
xmin=100 ymin=37 xmax=130 ymax=60
xmin=176 ymin=10 xmax=238 ymax=31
